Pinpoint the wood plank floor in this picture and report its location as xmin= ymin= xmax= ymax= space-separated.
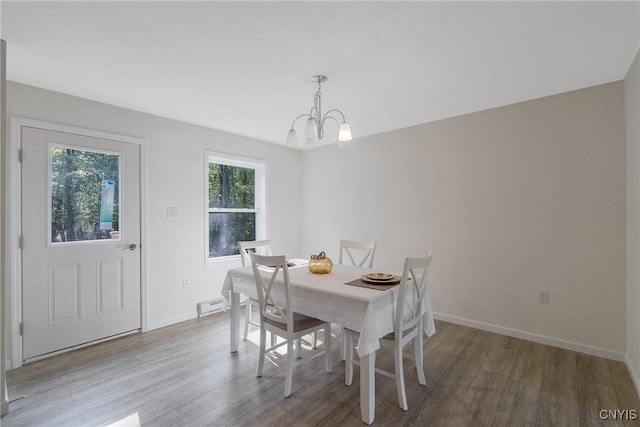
xmin=3 ymin=313 xmax=639 ymax=426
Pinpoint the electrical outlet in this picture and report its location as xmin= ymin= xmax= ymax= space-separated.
xmin=537 ymin=290 xmax=549 ymax=304
xmin=183 ymin=278 xmax=191 ymax=288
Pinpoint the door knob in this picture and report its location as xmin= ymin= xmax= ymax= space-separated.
xmin=126 ymin=243 xmax=137 ymax=251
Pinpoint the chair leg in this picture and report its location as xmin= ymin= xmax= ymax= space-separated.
xmin=243 ymin=301 xmax=251 ymax=341
xmin=257 ymin=327 xmax=266 ymax=377
xmin=285 ymin=336 xmax=295 ymax=397
xmin=394 ymin=344 xmax=408 ymax=411
xmin=340 ymin=326 xmax=347 ymax=361
xmin=296 ymin=338 xmax=302 ymax=359
xmin=313 ymin=331 xmax=318 ymax=349
xmin=345 ymin=331 xmax=354 ymax=386
xmin=414 ymin=335 xmax=426 ymax=385
xmin=324 ymin=324 xmax=332 ymax=373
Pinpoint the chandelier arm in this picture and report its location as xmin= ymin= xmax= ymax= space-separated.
xmin=289 ymin=113 xmax=314 ymax=129
xmin=321 ymin=115 xmax=340 ymax=128
xmin=321 ymin=109 xmax=347 ymax=124
xmin=320 ymin=109 xmax=347 ymax=130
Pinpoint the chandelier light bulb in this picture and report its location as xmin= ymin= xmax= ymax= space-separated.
xmin=338 ymin=122 xmax=352 ymax=142
xmin=305 ymin=117 xmax=317 ymax=140
xmin=287 ymin=128 xmax=298 ymax=146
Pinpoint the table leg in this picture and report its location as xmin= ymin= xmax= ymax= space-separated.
xmin=360 ymin=351 xmax=376 ymax=424
xmin=230 ymin=291 xmax=240 ymax=352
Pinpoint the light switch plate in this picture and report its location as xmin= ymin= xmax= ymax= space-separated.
xmin=167 ymin=207 xmax=179 ymax=220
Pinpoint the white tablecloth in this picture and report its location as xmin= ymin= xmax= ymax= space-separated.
xmin=221 ymin=261 xmax=436 ymax=357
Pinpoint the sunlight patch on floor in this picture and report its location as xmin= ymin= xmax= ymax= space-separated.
xmin=245 ymin=329 xmax=326 ymax=354
xmin=103 ymin=412 xmax=141 ymax=427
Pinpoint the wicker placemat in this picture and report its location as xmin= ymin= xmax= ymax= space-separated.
xmin=345 ymin=278 xmax=399 ymax=291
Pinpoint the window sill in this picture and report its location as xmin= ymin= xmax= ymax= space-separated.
xmin=208 ymin=254 xmax=242 ymax=265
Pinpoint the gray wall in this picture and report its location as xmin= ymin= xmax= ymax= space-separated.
xmin=302 ymin=82 xmax=627 ymax=358
xmin=626 ymin=48 xmax=640 ymax=390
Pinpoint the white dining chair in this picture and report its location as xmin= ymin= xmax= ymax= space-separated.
xmin=339 ymin=239 xmax=377 ymax=268
xmin=344 ymin=253 xmax=433 ymax=411
xmin=249 ymin=253 xmax=332 ymax=397
xmin=238 ymin=239 xmax=272 ymax=341
xmin=338 ymin=240 xmax=377 ymax=358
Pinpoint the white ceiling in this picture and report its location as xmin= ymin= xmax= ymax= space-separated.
xmin=1 ymin=1 xmax=639 ymax=146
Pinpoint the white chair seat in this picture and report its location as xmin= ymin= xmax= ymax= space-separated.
xmin=263 ymin=310 xmax=326 ymax=332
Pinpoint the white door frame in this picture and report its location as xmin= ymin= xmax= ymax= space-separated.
xmin=7 ymin=116 xmax=148 ymax=368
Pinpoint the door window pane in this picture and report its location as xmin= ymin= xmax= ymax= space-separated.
xmin=50 ymin=146 xmax=120 ymax=243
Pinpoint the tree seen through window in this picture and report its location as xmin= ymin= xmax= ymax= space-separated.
xmin=208 ymin=162 xmax=257 ymax=257
xmin=50 ymin=146 xmax=120 ymax=243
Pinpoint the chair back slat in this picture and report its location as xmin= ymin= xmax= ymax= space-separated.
xmin=238 ymin=239 xmax=272 ymax=267
xmin=395 ymin=253 xmax=433 ymax=339
xmin=339 ymin=240 xmax=377 ymax=268
xmin=249 ymin=253 xmax=292 ymax=330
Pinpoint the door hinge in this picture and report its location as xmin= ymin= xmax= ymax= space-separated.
xmin=19 ymin=235 xmax=23 ymax=249
xmin=19 ymin=323 xmax=23 ymax=336
xmin=18 ymin=148 xmax=22 ymax=163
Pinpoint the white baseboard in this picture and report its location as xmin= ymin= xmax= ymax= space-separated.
xmin=1 ymin=377 xmax=7 ymax=417
xmin=625 ymin=354 xmax=640 ymax=397
xmin=146 ymin=311 xmax=199 ymax=332
xmin=434 ymin=312 xmax=627 ymax=362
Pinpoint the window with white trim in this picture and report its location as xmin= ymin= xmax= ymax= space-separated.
xmin=206 ymin=153 xmax=265 ymax=260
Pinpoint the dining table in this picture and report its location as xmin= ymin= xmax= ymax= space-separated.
xmin=221 ymin=259 xmax=436 ymax=425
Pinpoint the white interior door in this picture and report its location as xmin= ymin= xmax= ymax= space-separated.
xmin=21 ymin=126 xmax=141 ymax=361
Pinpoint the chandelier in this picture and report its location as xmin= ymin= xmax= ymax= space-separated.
xmin=286 ymin=75 xmax=352 ymax=148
